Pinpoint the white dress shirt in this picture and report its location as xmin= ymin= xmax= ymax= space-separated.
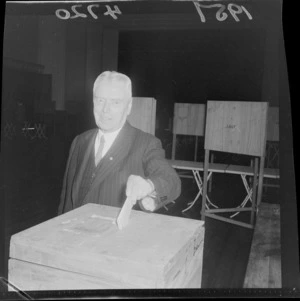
xmin=94 ymin=127 xmax=122 ymax=159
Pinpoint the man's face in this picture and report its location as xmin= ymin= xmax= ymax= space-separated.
xmin=93 ymin=81 xmax=132 ymax=133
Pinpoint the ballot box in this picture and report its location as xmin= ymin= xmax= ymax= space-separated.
xmin=8 ymin=204 xmax=205 ymax=290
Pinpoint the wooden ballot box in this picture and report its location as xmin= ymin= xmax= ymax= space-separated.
xmin=8 ymin=204 xmax=205 ymax=290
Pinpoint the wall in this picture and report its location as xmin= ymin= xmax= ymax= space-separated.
xmin=38 ymin=16 xmax=66 ymax=111
xmin=3 ymin=4 xmax=282 ymax=119
xmin=3 ymin=15 xmax=39 ymax=64
xmin=3 ymin=15 xmax=66 ymax=111
xmin=261 ymin=3 xmax=281 ymax=107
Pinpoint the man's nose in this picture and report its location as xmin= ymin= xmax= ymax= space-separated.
xmin=102 ymin=100 xmax=111 ymax=113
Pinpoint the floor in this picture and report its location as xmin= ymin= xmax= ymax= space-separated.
xmin=0 ymin=133 xmax=280 ymax=290
xmin=157 ymin=175 xmax=279 ymax=288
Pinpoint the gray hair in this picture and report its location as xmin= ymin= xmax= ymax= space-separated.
xmin=93 ymin=71 xmax=132 ymax=99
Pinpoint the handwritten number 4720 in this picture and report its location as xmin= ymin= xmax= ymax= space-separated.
xmin=193 ymin=2 xmax=253 ymax=22
xmin=55 ymin=4 xmax=122 ymax=20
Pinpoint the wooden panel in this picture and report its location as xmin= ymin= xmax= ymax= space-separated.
xmin=244 ymin=202 xmax=281 ymax=288
xmin=128 ymin=97 xmax=156 ymax=135
xmin=9 ymin=204 xmax=204 ymax=289
xmin=8 ymin=259 xmax=121 ymax=291
xmin=267 ymin=107 xmax=279 ymax=141
xmin=9 ymin=243 xmax=203 ymax=291
xmin=173 ymin=103 xmax=206 ymax=136
xmin=205 ymin=101 xmax=268 ymax=156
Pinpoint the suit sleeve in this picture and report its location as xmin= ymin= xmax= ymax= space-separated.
xmin=139 ymin=136 xmax=181 ymax=212
xmin=57 ymin=136 xmax=79 ymax=215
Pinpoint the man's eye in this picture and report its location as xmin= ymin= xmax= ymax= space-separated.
xmin=94 ymin=99 xmax=103 ymax=105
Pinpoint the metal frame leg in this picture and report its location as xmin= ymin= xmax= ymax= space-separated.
xmin=182 ymin=170 xmax=218 ymax=213
xmin=230 ymin=174 xmax=253 ymax=218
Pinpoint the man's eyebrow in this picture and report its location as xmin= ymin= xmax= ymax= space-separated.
xmin=94 ymin=97 xmax=123 ymax=101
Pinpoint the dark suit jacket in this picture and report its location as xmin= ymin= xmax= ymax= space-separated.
xmin=58 ymin=122 xmax=181 ymax=215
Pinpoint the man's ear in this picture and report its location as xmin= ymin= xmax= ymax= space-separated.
xmin=127 ymin=98 xmax=133 ymax=116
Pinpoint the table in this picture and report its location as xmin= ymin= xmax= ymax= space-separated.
xmin=168 ymin=159 xmax=280 ymax=215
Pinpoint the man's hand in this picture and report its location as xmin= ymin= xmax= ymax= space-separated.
xmin=140 ymin=196 xmax=156 ymax=212
xmin=126 ymin=175 xmax=155 ymax=205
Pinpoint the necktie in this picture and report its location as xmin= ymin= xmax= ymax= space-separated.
xmin=95 ymin=134 xmax=105 ymax=166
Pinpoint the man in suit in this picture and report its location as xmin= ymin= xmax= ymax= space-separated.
xmin=58 ymin=71 xmax=181 ymax=215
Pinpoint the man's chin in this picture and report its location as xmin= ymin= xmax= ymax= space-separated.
xmin=97 ymin=123 xmax=116 ymax=133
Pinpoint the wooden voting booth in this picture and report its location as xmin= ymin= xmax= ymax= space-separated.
xmin=265 ymin=107 xmax=279 ymax=189
xmin=172 ymin=103 xmax=206 ymax=161
xmin=172 ymin=103 xmax=216 ymax=192
xmin=171 ymin=103 xmax=207 ymax=183
xmin=8 ymin=204 xmax=205 ymax=290
xmin=267 ymin=107 xmax=279 ymax=143
xmin=128 ymin=97 xmax=156 ymax=135
xmin=247 ymin=107 xmax=279 ymax=163
xmin=169 ymin=101 xmax=278 ymax=218
xmin=201 ymin=101 xmax=268 ymax=228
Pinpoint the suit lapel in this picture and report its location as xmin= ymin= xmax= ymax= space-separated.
xmin=72 ymin=129 xmax=98 ymax=206
xmin=83 ymin=122 xmax=136 ymax=203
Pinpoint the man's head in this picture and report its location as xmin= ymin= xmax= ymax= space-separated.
xmin=93 ymin=71 xmax=132 ymax=133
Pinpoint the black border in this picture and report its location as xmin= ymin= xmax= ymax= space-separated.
xmin=0 ymin=0 xmax=299 ymax=298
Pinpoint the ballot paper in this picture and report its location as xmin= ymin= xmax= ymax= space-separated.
xmin=116 ymin=196 xmax=136 ymax=230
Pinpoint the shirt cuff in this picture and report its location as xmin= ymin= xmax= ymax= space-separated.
xmin=138 ymin=196 xmax=160 ymax=212
xmin=146 ymin=179 xmax=156 ymax=197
